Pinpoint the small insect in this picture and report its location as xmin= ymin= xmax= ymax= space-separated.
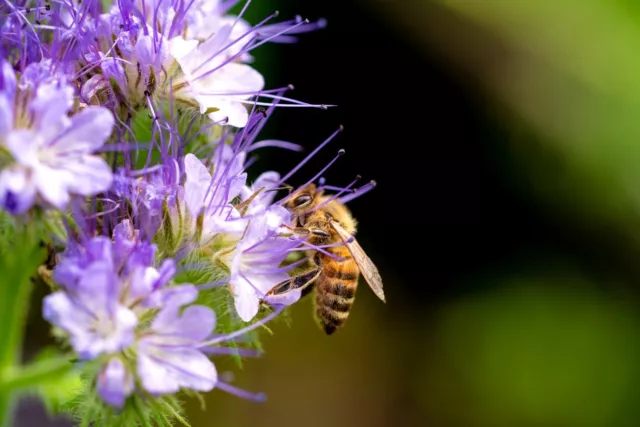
xmin=265 ymin=183 xmax=385 ymax=335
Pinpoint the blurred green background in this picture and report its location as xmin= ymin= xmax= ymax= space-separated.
xmin=19 ymin=0 xmax=640 ymax=426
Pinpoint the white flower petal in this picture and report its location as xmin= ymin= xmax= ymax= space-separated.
xmin=6 ymin=130 xmax=40 ymax=166
xmin=54 ymin=107 xmax=114 ymax=154
xmin=206 ymin=100 xmax=249 ymax=128
xmin=184 ymin=153 xmax=211 ymax=216
xmin=63 ymin=155 xmax=113 ymax=195
xmin=232 ymin=276 xmax=261 ymax=322
xmin=169 ymin=36 xmax=199 ymax=62
xmin=31 ymin=83 xmax=74 ymax=141
xmin=33 ymin=165 xmax=73 ymax=208
xmin=138 ymin=346 xmax=217 ymax=394
xmin=0 ymin=95 xmax=13 ymax=140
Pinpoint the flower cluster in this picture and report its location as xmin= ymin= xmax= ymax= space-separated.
xmin=0 ymin=0 xmax=373 ymax=424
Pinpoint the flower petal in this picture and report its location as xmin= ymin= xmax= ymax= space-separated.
xmin=32 ymin=165 xmax=73 ymax=208
xmin=184 ymin=153 xmax=211 ymax=216
xmin=150 ymin=305 xmax=216 ymax=345
xmin=63 ymin=155 xmax=114 ymax=195
xmin=54 ymin=107 xmax=114 ymax=154
xmin=138 ymin=346 xmax=217 ymax=394
xmin=43 ymin=292 xmax=94 ymax=339
xmin=232 ymin=276 xmax=260 ymax=322
xmin=1 ymin=60 xmax=17 ymax=100
xmin=97 ymin=358 xmax=134 ymax=408
xmin=6 ymin=129 xmax=40 ymax=166
xmin=0 ymin=167 xmax=36 ymax=214
xmin=31 ymin=83 xmax=74 ymax=141
xmin=0 ymin=95 xmax=13 ymax=140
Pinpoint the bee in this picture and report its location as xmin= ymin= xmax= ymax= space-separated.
xmin=265 ymin=183 xmax=385 ymax=335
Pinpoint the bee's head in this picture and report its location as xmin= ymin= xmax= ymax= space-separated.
xmin=286 ymin=184 xmax=322 ymax=225
xmin=286 ymin=184 xmax=316 ymax=209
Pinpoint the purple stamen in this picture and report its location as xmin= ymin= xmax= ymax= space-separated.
xmin=216 ymin=381 xmax=266 ymax=402
xmin=276 ymin=126 xmax=343 ymax=186
xmin=200 ymin=347 xmax=262 ymax=357
xmin=199 ymin=305 xmax=285 ymax=346
xmin=278 ymin=149 xmax=345 ymax=205
xmin=339 ymin=180 xmax=377 ymax=204
xmin=248 ymin=139 xmax=303 ymax=152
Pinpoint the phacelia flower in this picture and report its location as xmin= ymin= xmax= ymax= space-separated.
xmin=4 ymin=1 xmax=379 ymax=425
xmin=44 ymin=220 xmax=265 ymax=407
xmin=0 ymin=61 xmax=114 ymax=213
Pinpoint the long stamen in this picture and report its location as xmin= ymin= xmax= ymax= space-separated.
xmin=302 ymin=176 xmax=362 ymax=215
xmin=248 ymin=139 xmax=303 ymax=152
xmin=277 ymin=126 xmax=343 ymax=186
xmin=216 ymin=381 xmax=266 ymax=402
xmin=200 ymin=347 xmax=263 ymax=357
xmin=278 ymin=149 xmax=345 ymax=205
xmin=339 ymin=180 xmax=377 ymax=204
xmin=199 ymin=305 xmax=285 ymax=346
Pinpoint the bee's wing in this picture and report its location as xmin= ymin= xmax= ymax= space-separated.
xmin=331 ymin=220 xmax=386 ymax=303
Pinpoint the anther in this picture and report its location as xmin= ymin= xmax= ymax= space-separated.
xmin=338 ymin=149 xmax=345 ymax=155
xmin=287 ymin=84 xmax=295 ymax=90
xmin=338 ymin=124 xmax=344 ymax=132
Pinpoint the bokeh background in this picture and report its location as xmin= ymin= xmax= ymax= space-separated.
xmin=18 ymin=0 xmax=640 ymax=426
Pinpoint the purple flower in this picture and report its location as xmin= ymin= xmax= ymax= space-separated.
xmin=43 ymin=261 xmax=138 ymax=359
xmin=227 ymin=205 xmax=301 ymax=321
xmin=97 ymin=358 xmax=135 ymax=408
xmin=43 ymin=221 xmax=225 ymax=406
xmin=169 ymin=33 xmax=265 ymax=127
xmin=44 ymin=223 xmax=163 ymax=358
xmin=0 ymin=64 xmax=114 ymax=213
xmin=137 ymin=286 xmax=217 ymax=394
xmin=183 ymin=151 xmax=248 ymax=238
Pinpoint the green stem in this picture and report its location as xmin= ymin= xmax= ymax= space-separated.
xmin=0 ymin=278 xmax=33 ymax=368
xmin=0 ymin=223 xmax=45 ymax=427
xmin=0 ymin=389 xmax=14 ymax=427
xmin=0 ymin=357 xmax=72 ymax=393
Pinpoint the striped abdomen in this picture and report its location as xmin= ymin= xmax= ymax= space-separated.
xmin=314 ymin=246 xmax=359 ymax=335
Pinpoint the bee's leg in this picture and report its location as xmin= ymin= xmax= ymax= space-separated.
xmin=237 ymin=185 xmax=294 ymax=214
xmin=236 ymin=186 xmax=266 ymax=214
xmin=264 ymin=268 xmax=321 ymax=300
xmin=280 ymin=224 xmax=331 ymax=238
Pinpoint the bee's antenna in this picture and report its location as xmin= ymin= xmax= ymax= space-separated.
xmin=301 ymin=175 xmax=362 ymax=215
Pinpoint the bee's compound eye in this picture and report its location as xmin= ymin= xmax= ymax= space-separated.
xmin=292 ymin=194 xmax=312 ymax=207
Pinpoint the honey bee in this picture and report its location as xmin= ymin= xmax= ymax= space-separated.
xmin=265 ymin=183 xmax=385 ymax=334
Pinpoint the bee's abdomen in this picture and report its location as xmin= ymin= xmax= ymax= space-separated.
xmin=315 ymin=257 xmax=359 ymax=335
